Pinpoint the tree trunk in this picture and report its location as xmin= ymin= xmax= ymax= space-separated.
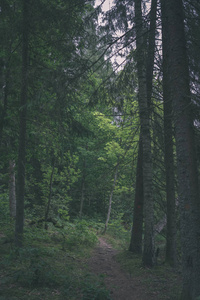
xmin=79 ymin=177 xmax=85 ymax=219
xmin=44 ymin=165 xmax=55 ymax=229
xmin=0 ymin=70 xmax=9 ymax=146
xmin=162 ymin=0 xmax=200 ymax=298
xmin=129 ymin=137 xmax=143 ymax=254
xmin=9 ymin=160 xmax=16 ymax=218
xmin=15 ymin=0 xmax=29 ymax=247
xmin=146 ymin=0 xmax=157 ymax=107
xmin=134 ymin=0 xmax=154 ymax=267
xmin=79 ymin=158 xmax=86 ymax=218
xmin=103 ymin=163 xmax=118 ymax=234
xmin=129 ymin=0 xmax=157 ymax=256
xmin=161 ymin=0 xmax=177 ymax=267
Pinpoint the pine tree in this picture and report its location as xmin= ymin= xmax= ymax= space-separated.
xmin=161 ymin=0 xmax=177 ymax=267
xmin=161 ymin=0 xmax=200 ymax=297
xmin=134 ymin=0 xmax=154 ymax=267
xmin=15 ymin=0 xmax=29 ymax=247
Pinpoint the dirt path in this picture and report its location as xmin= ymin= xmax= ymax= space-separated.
xmin=87 ymin=237 xmax=155 ymax=300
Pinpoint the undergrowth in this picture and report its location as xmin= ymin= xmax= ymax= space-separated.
xmin=100 ymin=216 xmax=182 ymax=299
xmin=115 ymin=250 xmax=181 ymax=299
xmin=0 ymin=218 xmax=109 ymax=300
xmin=0 ymin=216 xmax=181 ymax=300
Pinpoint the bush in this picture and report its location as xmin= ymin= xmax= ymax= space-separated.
xmin=81 ymin=274 xmax=111 ymax=300
xmin=13 ymin=247 xmax=58 ymax=287
xmin=63 ymin=220 xmax=98 ymax=250
xmin=0 ymin=193 xmax=10 ymax=224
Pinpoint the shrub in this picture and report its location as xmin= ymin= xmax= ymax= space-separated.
xmin=13 ymin=247 xmax=58 ymax=287
xmin=81 ymin=274 xmax=111 ymax=300
xmin=63 ymin=220 xmax=98 ymax=250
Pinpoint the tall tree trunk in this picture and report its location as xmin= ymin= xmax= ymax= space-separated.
xmin=129 ymin=0 xmax=157 ymax=256
xmin=15 ymin=0 xmax=29 ymax=247
xmin=103 ymin=163 xmax=118 ymax=234
xmin=134 ymin=0 xmax=155 ymax=267
xmin=129 ymin=137 xmax=143 ymax=254
xmin=9 ymin=160 xmax=16 ymax=218
xmin=162 ymin=0 xmax=200 ymax=298
xmin=161 ymin=0 xmax=177 ymax=267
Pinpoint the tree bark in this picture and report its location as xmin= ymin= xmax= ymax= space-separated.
xmin=44 ymin=165 xmax=55 ymax=229
xmin=79 ymin=158 xmax=86 ymax=218
xmin=129 ymin=137 xmax=143 ymax=254
xmin=146 ymin=0 xmax=157 ymax=107
xmin=15 ymin=0 xmax=29 ymax=247
xmin=9 ymin=160 xmax=16 ymax=218
xmin=162 ymin=0 xmax=200 ymax=298
xmin=79 ymin=177 xmax=85 ymax=219
xmin=134 ymin=0 xmax=155 ymax=267
xmin=0 ymin=69 xmax=9 ymax=146
xmin=129 ymin=0 xmax=157 ymax=256
xmin=161 ymin=0 xmax=177 ymax=267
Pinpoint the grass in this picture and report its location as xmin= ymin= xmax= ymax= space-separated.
xmin=102 ymin=227 xmax=182 ymax=300
xmin=97 ymin=217 xmax=182 ymax=300
xmin=115 ymin=250 xmax=181 ymax=299
xmin=0 ymin=218 xmax=182 ymax=300
xmin=0 ymin=219 xmax=109 ymax=300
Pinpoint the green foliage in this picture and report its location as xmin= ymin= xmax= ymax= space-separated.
xmin=102 ymin=214 xmax=131 ymax=250
xmin=25 ymin=151 xmax=80 ymax=221
xmin=62 ymin=219 xmax=98 ymax=251
xmin=0 ymin=219 xmax=101 ymax=299
xmin=57 ymin=207 xmax=70 ymax=221
xmin=85 ymin=218 xmax=105 ymax=234
xmin=1 ymin=241 xmax=60 ymax=289
xmin=24 ymin=226 xmax=52 ymax=244
xmin=81 ymin=274 xmax=111 ymax=300
xmin=0 ymin=193 xmax=9 ymax=223
xmin=115 ymin=250 xmax=181 ymax=299
xmin=0 ymin=216 xmax=182 ymax=299
xmin=13 ymin=248 xmax=59 ymax=288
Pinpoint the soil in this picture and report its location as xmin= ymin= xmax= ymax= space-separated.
xmin=87 ymin=237 xmax=157 ymax=300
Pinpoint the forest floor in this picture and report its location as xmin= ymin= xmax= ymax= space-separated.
xmin=0 ymin=221 xmax=181 ymax=300
xmin=87 ymin=236 xmax=181 ymax=300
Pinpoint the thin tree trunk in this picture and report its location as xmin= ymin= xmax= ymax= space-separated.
xmin=15 ymin=0 xmax=29 ymax=247
xmin=162 ymin=0 xmax=200 ymax=298
xmin=9 ymin=160 xmax=16 ymax=218
xmin=0 ymin=70 xmax=9 ymax=145
xmin=79 ymin=177 xmax=85 ymax=219
xmin=161 ymin=0 xmax=177 ymax=267
xmin=44 ymin=165 xmax=55 ymax=229
xmin=103 ymin=163 xmax=119 ymax=234
xmin=79 ymin=158 xmax=86 ymax=218
xmin=134 ymin=0 xmax=154 ymax=267
xmin=129 ymin=137 xmax=143 ymax=254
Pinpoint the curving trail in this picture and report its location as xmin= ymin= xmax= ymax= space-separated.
xmin=87 ymin=237 xmax=155 ymax=300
